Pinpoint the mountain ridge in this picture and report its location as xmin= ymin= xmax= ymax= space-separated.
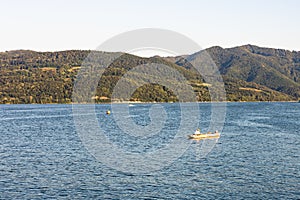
xmin=0 ymin=45 xmax=299 ymax=103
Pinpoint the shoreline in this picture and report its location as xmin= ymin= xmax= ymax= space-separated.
xmin=0 ymin=100 xmax=298 ymax=105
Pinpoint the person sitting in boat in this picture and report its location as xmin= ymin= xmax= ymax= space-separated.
xmin=194 ymin=128 xmax=201 ymax=135
xmin=214 ymin=130 xmax=219 ymax=134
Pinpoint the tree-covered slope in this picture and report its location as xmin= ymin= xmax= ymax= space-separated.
xmin=0 ymin=45 xmax=299 ymax=104
xmin=205 ymin=45 xmax=300 ymax=97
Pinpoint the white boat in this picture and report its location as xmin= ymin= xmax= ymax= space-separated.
xmin=188 ymin=132 xmax=220 ymax=140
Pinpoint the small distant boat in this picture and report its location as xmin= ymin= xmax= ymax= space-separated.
xmin=188 ymin=132 xmax=220 ymax=140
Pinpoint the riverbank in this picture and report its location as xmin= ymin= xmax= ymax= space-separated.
xmin=0 ymin=100 xmax=299 ymax=105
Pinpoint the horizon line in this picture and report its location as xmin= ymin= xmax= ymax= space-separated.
xmin=1 ymin=44 xmax=299 ymax=57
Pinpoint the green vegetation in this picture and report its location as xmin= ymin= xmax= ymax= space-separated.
xmin=205 ymin=45 xmax=300 ymax=98
xmin=0 ymin=45 xmax=299 ymax=104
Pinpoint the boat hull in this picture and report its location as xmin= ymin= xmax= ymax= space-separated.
xmin=188 ymin=133 xmax=220 ymax=140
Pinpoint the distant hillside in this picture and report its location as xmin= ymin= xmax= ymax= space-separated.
xmin=0 ymin=45 xmax=299 ymax=104
xmin=206 ymin=45 xmax=300 ymax=97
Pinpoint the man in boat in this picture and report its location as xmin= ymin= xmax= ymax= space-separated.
xmin=194 ymin=128 xmax=201 ymax=135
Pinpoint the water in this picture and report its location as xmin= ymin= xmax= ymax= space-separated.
xmin=0 ymin=103 xmax=299 ymax=199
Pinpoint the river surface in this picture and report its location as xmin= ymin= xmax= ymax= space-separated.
xmin=0 ymin=102 xmax=299 ymax=199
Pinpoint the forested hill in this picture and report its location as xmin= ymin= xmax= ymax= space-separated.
xmin=0 ymin=45 xmax=299 ymax=104
xmin=206 ymin=45 xmax=300 ymax=98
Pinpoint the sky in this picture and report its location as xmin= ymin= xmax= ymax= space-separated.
xmin=1 ymin=0 xmax=300 ymax=55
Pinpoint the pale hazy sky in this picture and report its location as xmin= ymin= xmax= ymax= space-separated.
xmin=1 ymin=0 xmax=300 ymax=53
